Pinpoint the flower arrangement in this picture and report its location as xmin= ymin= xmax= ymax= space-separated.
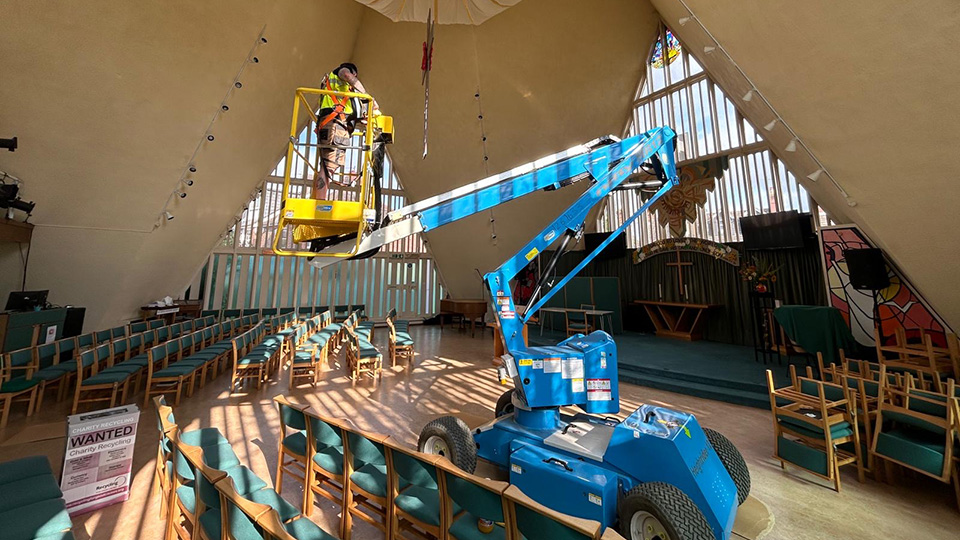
xmin=739 ymin=257 xmax=781 ymax=293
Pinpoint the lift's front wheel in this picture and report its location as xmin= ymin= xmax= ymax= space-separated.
xmin=418 ymin=416 xmax=477 ymax=473
xmin=619 ymin=483 xmax=713 ymax=540
xmin=703 ymin=427 xmax=751 ymax=505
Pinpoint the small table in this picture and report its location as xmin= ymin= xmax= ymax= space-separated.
xmin=537 ymin=307 xmax=615 ymax=335
xmin=633 ymin=300 xmax=718 ymax=341
xmin=141 ymin=306 xmax=180 ymax=325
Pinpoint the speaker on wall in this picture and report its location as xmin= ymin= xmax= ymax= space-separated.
xmin=844 ymin=249 xmax=890 ymax=291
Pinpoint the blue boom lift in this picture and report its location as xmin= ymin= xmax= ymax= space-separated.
xmin=277 ymin=92 xmax=749 ymax=539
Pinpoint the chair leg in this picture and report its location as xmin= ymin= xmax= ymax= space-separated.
xmin=35 ymin=383 xmax=47 ymax=412
xmin=276 ymin=451 xmax=285 ymax=496
xmin=303 ymin=464 xmax=315 ymax=517
xmin=26 ymin=387 xmax=37 ymax=417
xmin=0 ymin=396 xmax=10 ymax=428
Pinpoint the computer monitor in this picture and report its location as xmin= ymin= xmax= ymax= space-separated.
xmin=5 ymin=290 xmax=49 ymax=312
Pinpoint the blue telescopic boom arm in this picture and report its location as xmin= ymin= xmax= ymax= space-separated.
xmin=484 ymin=126 xmax=679 ymax=354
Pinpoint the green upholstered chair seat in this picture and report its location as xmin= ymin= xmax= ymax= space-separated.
xmin=199 ymin=443 xmax=243 ymax=471
xmin=282 ymin=431 xmax=308 ymax=456
xmin=33 ymin=367 xmax=71 ymax=380
xmin=0 ymin=456 xmax=53 ymax=484
xmin=451 ymin=511 xmax=506 ymax=540
xmin=275 ymin=328 xmax=297 ymax=336
xmin=777 ymin=415 xmax=853 ymax=440
xmin=293 ymin=352 xmax=315 ymax=364
xmin=174 ymin=358 xmax=211 ymax=369
xmin=152 ymin=366 xmax=199 ymax=379
xmin=181 ymin=428 xmax=229 ymax=448
xmin=1 ymin=377 xmax=39 ymax=393
xmin=0 ymin=498 xmax=73 ymax=540
xmin=247 ymin=487 xmax=300 ymax=522
xmin=325 ymin=324 xmax=342 ymax=332
xmin=358 ymin=348 xmax=381 ymax=359
xmin=283 ymin=516 xmax=338 ymax=540
xmin=204 ymin=344 xmax=233 ymax=353
xmin=221 ymin=465 xmax=269 ymax=496
xmin=185 ymin=352 xmax=220 ymax=361
xmin=176 ymin=484 xmax=196 ymax=514
xmin=566 ymin=322 xmax=589 ymax=330
xmin=81 ymin=371 xmax=131 ymax=385
xmin=0 ymin=474 xmax=63 ymax=513
xmin=306 ymin=335 xmax=330 ymax=347
xmin=238 ymin=356 xmax=268 ymax=366
xmin=394 ymin=332 xmax=414 ymax=346
xmin=313 ymin=445 xmax=344 ymax=475
xmin=396 ymin=484 xmax=459 ymax=526
xmin=875 ymin=428 xmax=947 ymax=476
xmin=99 ymin=363 xmax=143 ymax=375
xmin=350 ymin=463 xmax=388 ymax=498
xmin=124 ymin=354 xmax=151 ymax=366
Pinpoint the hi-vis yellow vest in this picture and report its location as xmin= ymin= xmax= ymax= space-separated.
xmin=320 ymin=72 xmax=355 ymax=116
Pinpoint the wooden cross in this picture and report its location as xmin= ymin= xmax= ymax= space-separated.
xmin=666 ymin=248 xmax=693 ymax=299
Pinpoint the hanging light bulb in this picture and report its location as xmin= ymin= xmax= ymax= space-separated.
xmin=174 ymin=189 xmax=187 ymax=199
xmin=181 ymin=178 xmax=194 ymax=187
xmin=785 ymin=138 xmax=798 ymax=152
xmin=806 ymin=169 xmax=824 ymax=182
xmin=703 ymin=45 xmax=716 ymax=54
xmin=742 ymin=89 xmax=754 ymax=102
xmin=164 ymin=211 xmax=174 ymax=221
xmin=679 ymin=16 xmax=693 ymax=25
xmin=764 ymin=120 xmax=778 ymax=131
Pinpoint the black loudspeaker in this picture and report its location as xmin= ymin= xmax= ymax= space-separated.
xmin=62 ymin=307 xmax=86 ymax=338
xmin=844 ymin=249 xmax=889 ymax=290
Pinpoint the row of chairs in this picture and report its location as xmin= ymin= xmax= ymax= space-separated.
xmin=228 ymin=314 xmax=300 ymax=392
xmin=0 ymin=315 xmax=245 ymax=426
xmin=200 ymin=305 xmax=368 ymax=324
xmin=767 ymin=350 xmax=960 ymax=509
xmin=874 ymin=326 xmax=960 ymax=393
xmin=288 ymin=311 xmax=343 ymax=388
xmin=273 ymin=395 xmax=624 ymax=540
xmin=0 ymin=455 xmax=74 ymax=540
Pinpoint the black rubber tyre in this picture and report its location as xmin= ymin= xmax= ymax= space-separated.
xmin=494 ymin=389 xmax=516 ymax=418
xmin=417 ymin=416 xmax=477 ymax=473
xmin=618 ymin=482 xmax=713 ymax=540
xmin=703 ymin=427 xmax=750 ymax=506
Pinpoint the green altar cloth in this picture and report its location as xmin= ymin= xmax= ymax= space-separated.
xmin=773 ymin=305 xmax=860 ymax=365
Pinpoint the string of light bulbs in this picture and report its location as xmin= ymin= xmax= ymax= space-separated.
xmin=155 ymin=25 xmax=269 ymax=228
xmin=676 ymin=2 xmax=856 ymax=207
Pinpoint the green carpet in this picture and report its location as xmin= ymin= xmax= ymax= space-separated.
xmin=529 ymin=330 xmax=808 ymax=409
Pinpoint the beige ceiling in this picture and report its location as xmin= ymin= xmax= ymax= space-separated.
xmin=352 ymin=0 xmax=660 ymax=297
xmin=652 ymin=0 xmax=960 ymax=329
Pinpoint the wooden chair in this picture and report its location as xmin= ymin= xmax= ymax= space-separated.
xmin=871 ymin=379 xmax=957 ymax=490
xmin=383 ymin=438 xmax=447 ymax=540
xmin=437 ymin=456 xmax=511 ymax=540
xmin=143 ymin=341 xmax=200 ymax=408
xmin=344 ymin=320 xmax=383 ymax=384
xmin=216 ymin=477 xmax=339 ymax=540
xmin=0 ymin=350 xmax=38 ymax=428
xmin=165 ymin=432 xmax=227 ymax=540
xmin=765 ymin=367 xmax=864 ymax=491
xmin=564 ymin=309 xmax=593 ymax=337
xmin=303 ymin=410 xmax=347 ymax=518
xmin=273 ymin=396 xmax=311 ymax=505
xmin=341 ymin=419 xmax=393 ymax=540
xmin=503 ymin=484 xmax=602 ymax=540
xmin=387 ymin=309 xmax=415 ymax=367
xmin=289 ymin=324 xmax=323 ymax=388
xmin=72 ymin=343 xmax=133 ymax=414
xmin=27 ymin=342 xmax=72 ymax=411
xmin=875 ymin=326 xmax=953 ymax=392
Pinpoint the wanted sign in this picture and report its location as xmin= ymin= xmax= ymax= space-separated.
xmin=61 ymin=405 xmax=139 ymax=515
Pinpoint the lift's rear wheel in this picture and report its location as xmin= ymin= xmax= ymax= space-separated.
xmin=494 ymin=389 xmax=516 ymax=418
xmin=418 ymin=416 xmax=477 ymax=473
xmin=619 ymin=483 xmax=713 ymax=540
xmin=703 ymin=427 xmax=751 ymax=505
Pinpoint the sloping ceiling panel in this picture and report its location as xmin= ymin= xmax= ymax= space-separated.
xmin=0 ymin=0 xmax=365 ymax=329
xmin=653 ymin=0 xmax=960 ymax=329
xmin=352 ymin=0 xmax=660 ymax=297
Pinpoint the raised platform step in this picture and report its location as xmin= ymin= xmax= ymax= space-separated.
xmin=618 ymin=361 xmax=770 ymax=394
xmin=619 ymin=369 xmax=770 ymax=410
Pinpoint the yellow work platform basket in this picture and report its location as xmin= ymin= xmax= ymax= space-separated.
xmin=272 ymin=87 xmax=393 ymax=258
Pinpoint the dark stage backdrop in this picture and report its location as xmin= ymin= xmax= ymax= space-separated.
xmin=545 ymin=242 xmax=827 ymax=346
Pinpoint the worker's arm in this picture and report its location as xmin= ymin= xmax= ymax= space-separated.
xmin=338 ymin=68 xmax=379 ymax=111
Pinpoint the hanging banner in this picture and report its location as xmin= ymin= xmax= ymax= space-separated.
xmin=634 ymin=237 xmax=739 ymax=266
xmin=61 ymin=405 xmax=140 ymax=516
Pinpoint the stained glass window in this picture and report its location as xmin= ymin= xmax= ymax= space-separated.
xmin=650 ymin=29 xmax=681 ymax=69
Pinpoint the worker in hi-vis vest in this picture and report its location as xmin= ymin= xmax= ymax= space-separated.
xmin=314 ymin=62 xmax=378 ymax=199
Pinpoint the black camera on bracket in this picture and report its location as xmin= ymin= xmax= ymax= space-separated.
xmin=0 ymin=137 xmax=17 ymax=152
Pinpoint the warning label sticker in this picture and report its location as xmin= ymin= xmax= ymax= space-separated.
xmin=588 ymin=493 xmax=602 ymax=506
xmin=587 ymin=379 xmax=611 ymax=390
xmin=518 ymin=359 xmax=533 ymax=367
xmin=587 ymin=378 xmax=612 ymax=401
xmin=511 ymin=464 xmax=523 ymax=474
xmin=532 ymin=359 xmax=543 ymax=369
xmin=561 ymin=358 xmax=584 ymax=379
xmin=544 ymin=358 xmax=561 ymax=374
xmin=572 ymin=378 xmax=584 ymax=393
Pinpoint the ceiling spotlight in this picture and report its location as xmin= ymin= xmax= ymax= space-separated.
xmin=221 ymin=105 xmax=229 ymax=112
xmin=703 ymin=46 xmax=716 ymax=54
xmin=742 ymin=90 xmax=754 ymax=102
xmin=785 ymin=138 xmax=798 ymax=152
xmin=260 ymin=37 xmax=268 ymax=44
xmin=764 ymin=120 xmax=778 ymax=131
xmin=175 ymin=189 xmax=187 ymax=199
xmin=164 ymin=211 xmax=174 ymax=221
xmin=234 ymin=81 xmax=242 ymax=89
xmin=679 ymin=16 xmax=693 ymax=25
xmin=182 ymin=178 xmax=194 ymax=187
xmin=806 ymin=169 xmax=824 ymax=182
xmin=189 ymin=165 xmax=197 ymax=173
xmin=251 ymin=56 xmax=260 ymax=63
xmin=206 ymin=134 xmax=215 ymax=142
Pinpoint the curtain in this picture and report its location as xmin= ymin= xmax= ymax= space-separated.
xmin=545 ymin=242 xmax=826 ymax=345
